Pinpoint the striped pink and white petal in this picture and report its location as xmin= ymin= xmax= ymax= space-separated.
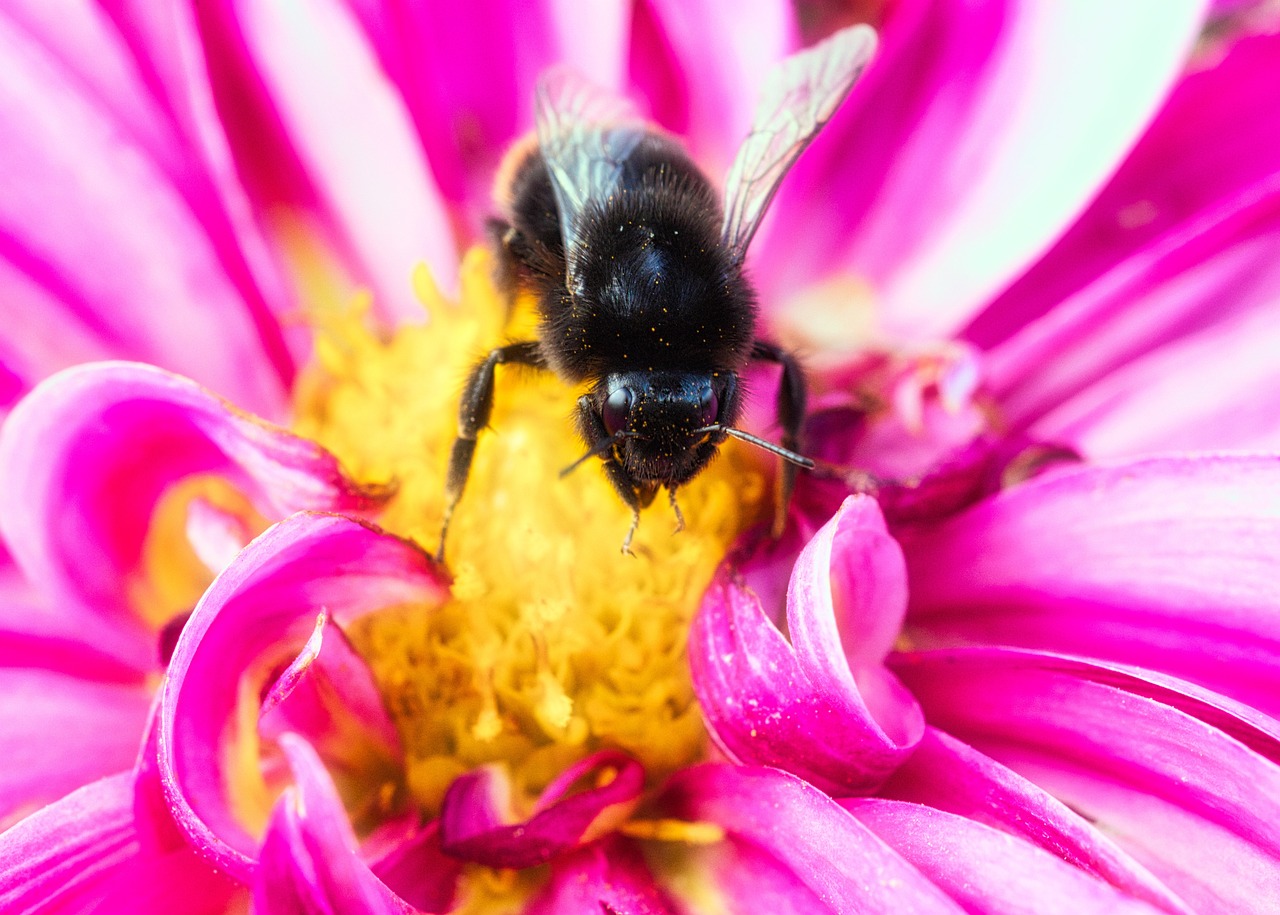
xmin=898 ymin=454 xmax=1280 ymax=717
xmin=193 ymin=0 xmax=459 ymax=319
xmin=0 ymin=3 xmax=295 ymax=419
xmin=978 ymin=31 xmax=1280 ymax=439
xmin=691 ymin=496 xmax=923 ymax=795
xmin=757 ymin=0 xmax=1208 ymax=338
xmin=341 ymin=0 xmax=630 ymax=234
xmin=629 ymin=0 xmax=798 ymax=174
xmin=158 ymin=512 xmax=445 ymax=880
xmin=0 ymin=362 xmax=384 ymax=637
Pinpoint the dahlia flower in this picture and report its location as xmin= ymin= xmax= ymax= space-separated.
xmin=2 ymin=1 xmax=1279 ymax=913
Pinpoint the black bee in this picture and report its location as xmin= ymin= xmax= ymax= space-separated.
xmin=438 ymin=25 xmax=876 ymax=559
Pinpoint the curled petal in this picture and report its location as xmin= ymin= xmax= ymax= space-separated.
xmin=845 ymin=798 xmax=1171 ymax=915
xmin=662 ymin=764 xmax=962 ymax=913
xmin=259 ymin=609 xmax=403 ymax=792
xmin=691 ymin=496 xmax=922 ymax=794
xmin=0 ymin=362 xmax=384 ymax=631
xmin=900 ymin=454 xmax=1280 ymax=717
xmin=439 ymin=750 xmax=645 ymax=869
xmin=893 ymin=647 xmax=1280 ymax=914
xmin=253 ymin=734 xmax=411 ymax=915
xmin=158 ymin=512 xmax=447 ymax=879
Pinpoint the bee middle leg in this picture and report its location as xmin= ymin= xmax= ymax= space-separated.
xmin=437 ymin=341 xmax=546 ymax=562
xmin=751 ymin=340 xmax=808 ymax=538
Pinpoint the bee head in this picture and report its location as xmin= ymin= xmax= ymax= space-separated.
xmin=593 ymin=371 xmax=738 ymax=485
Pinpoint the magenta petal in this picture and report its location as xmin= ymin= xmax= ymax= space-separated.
xmin=158 ymin=512 xmax=446 ymax=879
xmin=364 ymin=820 xmax=461 ymax=915
xmin=0 ymin=669 xmax=151 ymax=823
xmin=894 ymin=647 xmax=1280 ymax=913
xmin=0 ymin=362 xmax=382 ymax=632
xmin=662 ymin=764 xmax=961 ymax=913
xmin=899 ymin=454 xmax=1280 ymax=716
xmin=525 ymin=838 xmax=677 ymax=915
xmin=0 ymin=10 xmax=291 ymax=416
xmin=845 ymin=798 xmax=1169 ymax=915
xmin=879 ymin=728 xmax=1188 ymax=914
xmin=691 ymin=496 xmax=922 ymax=794
xmin=439 ymin=750 xmax=644 ymax=869
xmin=253 ymin=734 xmax=410 ymax=915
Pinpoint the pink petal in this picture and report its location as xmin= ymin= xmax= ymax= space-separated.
xmin=1030 ymin=288 xmax=1280 ymax=457
xmin=158 ymin=512 xmax=447 ymax=879
xmin=0 ymin=583 xmax=151 ymax=681
xmin=899 ymin=454 xmax=1280 ymax=716
xmin=195 ymin=0 xmax=455 ymax=319
xmin=629 ymin=0 xmax=797 ymax=173
xmin=879 ymin=728 xmax=1190 ymax=914
xmin=0 ymin=761 xmax=240 ymax=915
xmin=0 ymin=669 xmax=151 ymax=824
xmin=0 ymin=8 xmax=291 ymax=416
xmin=662 ymin=764 xmax=962 ymax=913
xmin=439 ymin=750 xmax=644 ymax=869
xmin=690 ymin=496 xmax=923 ymax=794
xmin=525 ymin=838 xmax=677 ymax=915
xmin=253 ymin=734 xmax=411 ymax=915
xmin=893 ymin=647 xmax=1280 ymax=914
xmin=0 ymin=773 xmax=136 ymax=912
xmin=341 ymin=0 xmax=629 ymax=238
xmin=845 ymin=798 xmax=1169 ymax=914
xmin=757 ymin=0 xmax=1208 ymax=338
xmin=0 ymin=362 xmax=383 ymax=634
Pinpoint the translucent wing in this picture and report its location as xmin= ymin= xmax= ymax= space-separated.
xmin=535 ymin=67 xmax=648 ymax=294
xmin=721 ymin=24 xmax=877 ymax=263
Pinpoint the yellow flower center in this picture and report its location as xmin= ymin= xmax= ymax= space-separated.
xmin=292 ymin=247 xmax=770 ymax=819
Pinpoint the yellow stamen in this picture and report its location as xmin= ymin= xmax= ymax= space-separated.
xmin=619 ymin=818 xmax=727 ymax=845
xmin=293 ymin=245 xmax=768 ymax=831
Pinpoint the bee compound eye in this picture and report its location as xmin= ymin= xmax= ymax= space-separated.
xmin=603 ymin=387 xmax=634 ymax=436
xmin=699 ymin=387 xmax=719 ymax=426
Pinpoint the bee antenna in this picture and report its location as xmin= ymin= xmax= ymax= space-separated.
xmin=560 ymin=431 xmax=635 ymax=478
xmin=695 ymin=425 xmax=815 ymax=469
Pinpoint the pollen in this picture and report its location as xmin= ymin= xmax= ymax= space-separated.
xmin=292 ymin=247 xmax=770 ymax=818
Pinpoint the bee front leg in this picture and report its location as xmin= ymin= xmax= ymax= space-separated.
xmin=751 ymin=341 xmax=808 ymax=538
xmin=438 ymin=341 xmax=546 ymax=562
xmin=574 ymin=396 xmax=654 ymax=554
